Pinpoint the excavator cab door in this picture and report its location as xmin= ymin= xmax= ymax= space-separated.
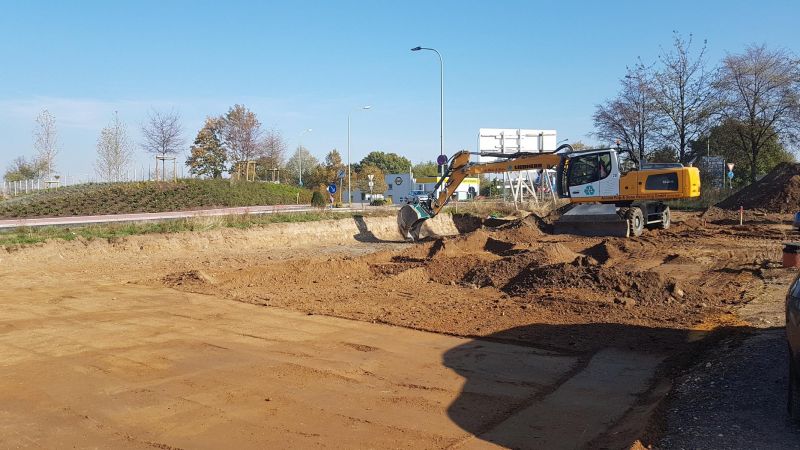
xmin=597 ymin=151 xmax=620 ymax=197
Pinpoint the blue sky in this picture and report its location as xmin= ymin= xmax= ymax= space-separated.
xmin=1 ymin=0 xmax=798 ymax=177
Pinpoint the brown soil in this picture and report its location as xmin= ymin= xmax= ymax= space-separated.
xmin=153 ymin=211 xmax=793 ymax=353
xmin=716 ymin=162 xmax=800 ymax=213
xmin=2 ymin=212 xmax=796 ymax=448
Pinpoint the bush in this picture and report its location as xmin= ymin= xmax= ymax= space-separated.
xmin=311 ymin=191 xmax=326 ymax=208
xmin=370 ymin=199 xmax=387 ymax=206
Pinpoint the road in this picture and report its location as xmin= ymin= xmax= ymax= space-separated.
xmin=0 ymin=204 xmax=372 ymax=229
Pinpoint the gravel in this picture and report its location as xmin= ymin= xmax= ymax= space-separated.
xmin=658 ymin=329 xmax=800 ymax=449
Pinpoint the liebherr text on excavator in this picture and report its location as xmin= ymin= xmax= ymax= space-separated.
xmin=397 ymin=145 xmax=701 ymax=240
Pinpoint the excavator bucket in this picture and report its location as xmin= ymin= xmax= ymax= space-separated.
xmin=397 ymin=203 xmax=431 ymax=241
xmin=553 ymin=204 xmax=630 ymax=238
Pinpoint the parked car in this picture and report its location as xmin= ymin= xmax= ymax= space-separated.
xmin=787 ymin=273 xmax=800 ymax=421
xmin=407 ymin=190 xmax=429 ymax=204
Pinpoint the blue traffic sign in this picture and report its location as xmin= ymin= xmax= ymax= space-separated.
xmin=727 ymin=171 xmax=734 ymax=179
xmin=436 ymin=154 xmax=448 ymax=166
xmin=327 ymin=183 xmax=337 ymax=194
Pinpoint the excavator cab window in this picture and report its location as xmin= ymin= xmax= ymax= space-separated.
xmin=568 ymin=154 xmax=599 ymax=186
xmin=598 ymin=152 xmax=612 ymax=179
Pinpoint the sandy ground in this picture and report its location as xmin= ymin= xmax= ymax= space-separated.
xmin=1 ymin=212 xmax=798 ymax=448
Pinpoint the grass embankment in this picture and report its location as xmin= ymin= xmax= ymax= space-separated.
xmin=0 ymin=210 xmax=397 ymax=248
xmin=0 ymin=179 xmax=313 ymax=218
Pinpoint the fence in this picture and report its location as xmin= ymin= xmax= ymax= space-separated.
xmin=1 ymin=165 xmax=187 ymax=198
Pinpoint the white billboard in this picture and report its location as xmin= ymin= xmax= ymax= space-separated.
xmin=478 ymin=129 xmax=557 ymax=155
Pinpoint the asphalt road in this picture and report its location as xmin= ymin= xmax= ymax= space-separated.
xmin=0 ymin=204 xmax=370 ymax=229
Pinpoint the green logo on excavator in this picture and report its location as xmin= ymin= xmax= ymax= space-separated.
xmin=584 ymin=185 xmax=595 ymax=195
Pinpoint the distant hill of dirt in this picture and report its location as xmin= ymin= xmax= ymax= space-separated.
xmin=715 ymin=163 xmax=800 ymax=213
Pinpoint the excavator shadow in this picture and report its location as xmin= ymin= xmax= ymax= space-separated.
xmin=442 ymin=322 xmax=750 ymax=449
xmin=352 ymin=215 xmax=407 ymax=243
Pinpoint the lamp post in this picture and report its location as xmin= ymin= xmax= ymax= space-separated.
xmin=297 ymin=128 xmax=312 ymax=186
xmin=348 ymin=106 xmax=371 ymax=206
xmin=411 ymin=46 xmax=444 ymax=177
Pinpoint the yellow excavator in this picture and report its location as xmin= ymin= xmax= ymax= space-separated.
xmin=397 ymin=145 xmax=701 ymax=240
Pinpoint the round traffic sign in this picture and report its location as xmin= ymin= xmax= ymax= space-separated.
xmin=368 ymin=181 xmax=374 ymax=188
xmin=436 ymin=154 xmax=448 ymax=166
xmin=327 ymin=183 xmax=337 ymax=194
xmin=727 ymin=171 xmax=734 ymax=179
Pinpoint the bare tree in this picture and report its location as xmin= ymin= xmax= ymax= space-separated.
xmin=141 ymin=109 xmax=185 ymax=156
xmin=593 ymin=62 xmax=663 ymax=162
xmin=95 ymin=112 xmax=134 ymax=182
xmin=652 ymin=33 xmax=717 ymax=163
xmin=715 ymin=44 xmax=800 ymax=182
xmin=33 ymin=109 xmax=58 ymax=178
xmin=222 ymin=104 xmax=262 ymax=167
xmin=259 ymin=128 xmax=287 ymax=170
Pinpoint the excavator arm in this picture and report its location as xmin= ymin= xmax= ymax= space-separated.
xmin=398 ymin=150 xmax=563 ymax=239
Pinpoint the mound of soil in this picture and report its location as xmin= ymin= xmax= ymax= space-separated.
xmin=503 ymin=259 xmax=685 ymax=306
xmin=163 ymin=270 xmax=216 ymax=289
xmin=716 ymin=163 xmax=800 ymax=213
xmin=463 ymin=243 xmax=579 ymax=288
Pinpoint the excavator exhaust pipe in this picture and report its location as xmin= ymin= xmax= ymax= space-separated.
xmin=397 ymin=203 xmax=431 ymax=241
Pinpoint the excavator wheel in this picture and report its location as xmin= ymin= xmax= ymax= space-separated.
xmin=659 ymin=207 xmax=671 ymax=230
xmin=623 ymin=207 xmax=644 ymax=237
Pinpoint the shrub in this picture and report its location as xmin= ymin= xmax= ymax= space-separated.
xmin=311 ymin=191 xmax=327 ymax=208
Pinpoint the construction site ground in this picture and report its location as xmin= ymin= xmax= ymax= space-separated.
xmin=1 ymin=211 xmax=799 ymax=449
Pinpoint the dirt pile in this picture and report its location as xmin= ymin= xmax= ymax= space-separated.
xmin=716 ymin=162 xmax=800 ymax=213
xmin=163 ymin=269 xmax=216 ymax=289
xmin=504 ymin=258 xmax=687 ymax=307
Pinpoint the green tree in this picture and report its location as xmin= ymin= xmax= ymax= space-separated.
xmin=307 ymin=149 xmax=345 ymax=189
xmin=284 ymin=146 xmax=320 ymax=186
xmin=691 ymin=118 xmax=794 ymax=187
xmin=4 ymin=156 xmax=44 ymax=182
xmin=356 ymin=164 xmax=388 ymax=193
xmin=411 ymin=161 xmax=438 ymax=177
xmin=186 ymin=117 xmax=228 ymax=178
xmin=359 ymin=151 xmax=411 ymax=174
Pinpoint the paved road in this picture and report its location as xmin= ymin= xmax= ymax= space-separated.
xmin=658 ymin=329 xmax=800 ymax=449
xmin=0 ymin=204 xmax=372 ymax=229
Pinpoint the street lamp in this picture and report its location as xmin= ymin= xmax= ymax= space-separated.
xmin=411 ymin=46 xmax=444 ymax=177
xmin=297 ymin=128 xmax=312 ymax=186
xmin=348 ymin=106 xmax=371 ymax=206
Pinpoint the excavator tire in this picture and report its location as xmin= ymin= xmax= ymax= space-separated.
xmin=659 ymin=207 xmax=671 ymax=230
xmin=623 ymin=207 xmax=644 ymax=237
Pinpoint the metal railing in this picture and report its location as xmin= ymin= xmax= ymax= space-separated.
xmin=1 ymin=166 xmax=187 ymax=198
